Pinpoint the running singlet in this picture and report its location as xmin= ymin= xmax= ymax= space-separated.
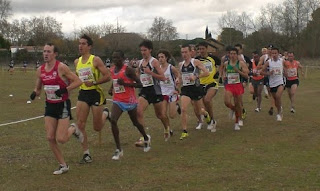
xmin=180 ymin=58 xmax=200 ymax=87
xmin=76 ymin=55 xmax=101 ymax=90
xmin=110 ymin=64 xmax=137 ymax=104
xmin=40 ymin=61 xmax=69 ymax=103
xmin=252 ymin=61 xmax=264 ymax=81
xmin=196 ymin=56 xmax=217 ymax=85
xmin=160 ymin=64 xmax=176 ymax=96
xmin=268 ymin=58 xmax=284 ymax=88
xmin=225 ymin=61 xmax=241 ymax=85
xmin=138 ymin=57 xmax=162 ymax=95
xmin=284 ymin=60 xmax=299 ymax=80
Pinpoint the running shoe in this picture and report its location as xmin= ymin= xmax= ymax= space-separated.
xmin=112 ymin=149 xmax=123 ymax=160
xmin=143 ymin=135 xmax=151 ymax=152
xmin=207 ymin=120 xmax=217 ymax=133
xmin=234 ymin=123 xmax=240 ymax=131
xmin=229 ymin=110 xmax=235 ymax=120
xmin=103 ymin=107 xmax=111 ymax=121
xmin=71 ymin=123 xmax=84 ymax=143
xmin=290 ymin=108 xmax=295 ymax=113
xmin=195 ymin=122 xmax=203 ymax=130
xmin=53 ymin=164 xmax=69 ymax=175
xmin=203 ymin=112 xmax=211 ymax=124
xmin=180 ymin=132 xmax=189 ymax=140
xmin=254 ymin=108 xmax=261 ymax=112
xmin=268 ymin=107 xmax=274 ymax=115
xmin=276 ymin=114 xmax=282 ymax=121
xmin=79 ymin=154 xmax=93 ymax=164
xmin=242 ymin=108 xmax=247 ymax=119
xmin=164 ymin=128 xmax=171 ymax=141
xmin=134 ymin=137 xmax=144 ymax=147
xmin=238 ymin=120 xmax=244 ymax=126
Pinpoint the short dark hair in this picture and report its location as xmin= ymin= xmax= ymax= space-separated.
xmin=45 ymin=43 xmax=59 ymax=53
xmin=157 ymin=49 xmax=171 ymax=62
xmin=271 ymin=47 xmax=279 ymax=52
xmin=288 ymin=51 xmax=294 ymax=55
xmin=197 ymin=41 xmax=208 ymax=48
xmin=230 ymin=47 xmax=238 ymax=54
xmin=80 ymin=34 xmax=93 ymax=46
xmin=181 ymin=44 xmax=191 ymax=51
xmin=225 ymin=45 xmax=233 ymax=52
xmin=113 ymin=50 xmax=125 ymax=58
xmin=234 ymin=43 xmax=242 ymax=49
xmin=139 ymin=39 xmax=153 ymax=50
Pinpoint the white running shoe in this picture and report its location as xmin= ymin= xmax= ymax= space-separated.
xmin=276 ymin=114 xmax=282 ymax=121
xmin=195 ymin=122 xmax=203 ymax=130
xmin=238 ymin=120 xmax=244 ymax=127
xmin=143 ymin=135 xmax=151 ymax=152
xmin=53 ymin=164 xmax=69 ymax=175
xmin=112 ymin=149 xmax=123 ymax=160
xmin=254 ymin=108 xmax=261 ymax=112
xmin=234 ymin=123 xmax=240 ymax=131
xmin=71 ymin=123 xmax=84 ymax=143
xmin=207 ymin=120 xmax=217 ymax=133
xmin=290 ymin=108 xmax=295 ymax=113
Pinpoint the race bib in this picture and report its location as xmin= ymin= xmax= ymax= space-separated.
xmin=203 ymin=61 xmax=213 ymax=72
xmin=78 ymin=67 xmax=94 ymax=82
xmin=182 ymin=73 xmax=195 ymax=86
xmin=272 ymin=67 xmax=282 ymax=76
xmin=44 ymin=85 xmax=62 ymax=101
xmin=227 ymin=73 xmax=240 ymax=84
xmin=160 ymin=74 xmax=173 ymax=86
xmin=113 ymin=79 xmax=125 ymax=94
xmin=140 ymin=74 xmax=154 ymax=87
xmin=287 ymin=68 xmax=297 ymax=77
xmin=253 ymin=69 xmax=261 ymax=75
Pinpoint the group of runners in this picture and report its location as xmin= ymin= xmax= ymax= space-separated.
xmin=28 ymin=34 xmax=303 ymax=175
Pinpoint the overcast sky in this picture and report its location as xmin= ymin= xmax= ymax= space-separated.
xmin=9 ymin=0 xmax=283 ymax=39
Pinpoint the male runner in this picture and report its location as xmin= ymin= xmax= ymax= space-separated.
xmin=74 ymin=34 xmax=111 ymax=164
xmin=30 ymin=43 xmax=83 ymax=174
xmin=195 ymin=41 xmax=218 ymax=132
xmin=220 ymin=47 xmax=249 ymax=130
xmin=261 ymin=47 xmax=285 ymax=121
xmin=179 ymin=44 xmax=209 ymax=139
xmin=284 ymin=52 xmax=303 ymax=113
xmin=108 ymin=50 xmax=151 ymax=160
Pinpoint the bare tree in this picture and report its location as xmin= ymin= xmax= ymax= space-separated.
xmin=148 ymin=17 xmax=178 ymax=42
xmin=0 ymin=0 xmax=11 ymax=20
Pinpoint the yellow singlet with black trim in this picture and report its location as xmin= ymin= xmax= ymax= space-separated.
xmin=198 ymin=56 xmax=217 ymax=85
xmin=76 ymin=54 xmax=105 ymax=104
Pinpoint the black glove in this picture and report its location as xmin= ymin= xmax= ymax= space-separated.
xmin=30 ymin=91 xmax=36 ymax=100
xmin=55 ymin=88 xmax=67 ymax=97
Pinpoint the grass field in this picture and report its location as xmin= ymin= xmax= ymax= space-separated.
xmin=0 ymin=66 xmax=320 ymax=191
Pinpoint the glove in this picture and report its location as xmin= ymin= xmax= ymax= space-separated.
xmin=30 ymin=91 xmax=36 ymax=100
xmin=55 ymin=88 xmax=67 ymax=97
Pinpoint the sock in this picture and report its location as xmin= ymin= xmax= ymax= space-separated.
xmin=84 ymin=149 xmax=90 ymax=155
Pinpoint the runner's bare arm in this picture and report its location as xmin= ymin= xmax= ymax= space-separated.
xmin=119 ymin=66 xmax=142 ymax=88
xmin=59 ymin=64 xmax=82 ymax=91
xmin=143 ymin=59 xmax=166 ymax=81
xmin=194 ymin=59 xmax=209 ymax=78
xmin=93 ymin=56 xmax=111 ymax=84
xmin=238 ymin=61 xmax=249 ymax=79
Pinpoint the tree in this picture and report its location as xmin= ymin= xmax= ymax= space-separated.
xmin=219 ymin=28 xmax=244 ymax=46
xmin=0 ymin=0 xmax=11 ymax=20
xmin=148 ymin=17 xmax=178 ymax=42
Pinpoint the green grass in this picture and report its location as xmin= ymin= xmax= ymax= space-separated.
xmin=0 ymin=68 xmax=320 ymax=191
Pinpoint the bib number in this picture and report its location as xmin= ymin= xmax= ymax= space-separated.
xmin=287 ymin=68 xmax=297 ymax=77
xmin=44 ymin=85 xmax=62 ymax=101
xmin=140 ymin=74 xmax=154 ymax=87
xmin=182 ymin=73 xmax=195 ymax=86
xmin=227 ymin=73 xmax=240 ymax=84
xmin=272 ymin=67 xmax=282 ymax=76
xmin=78 ymin=67 xmax=94 ymax=82
xmin=113 ymin=79 xmax=125 ymax=94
